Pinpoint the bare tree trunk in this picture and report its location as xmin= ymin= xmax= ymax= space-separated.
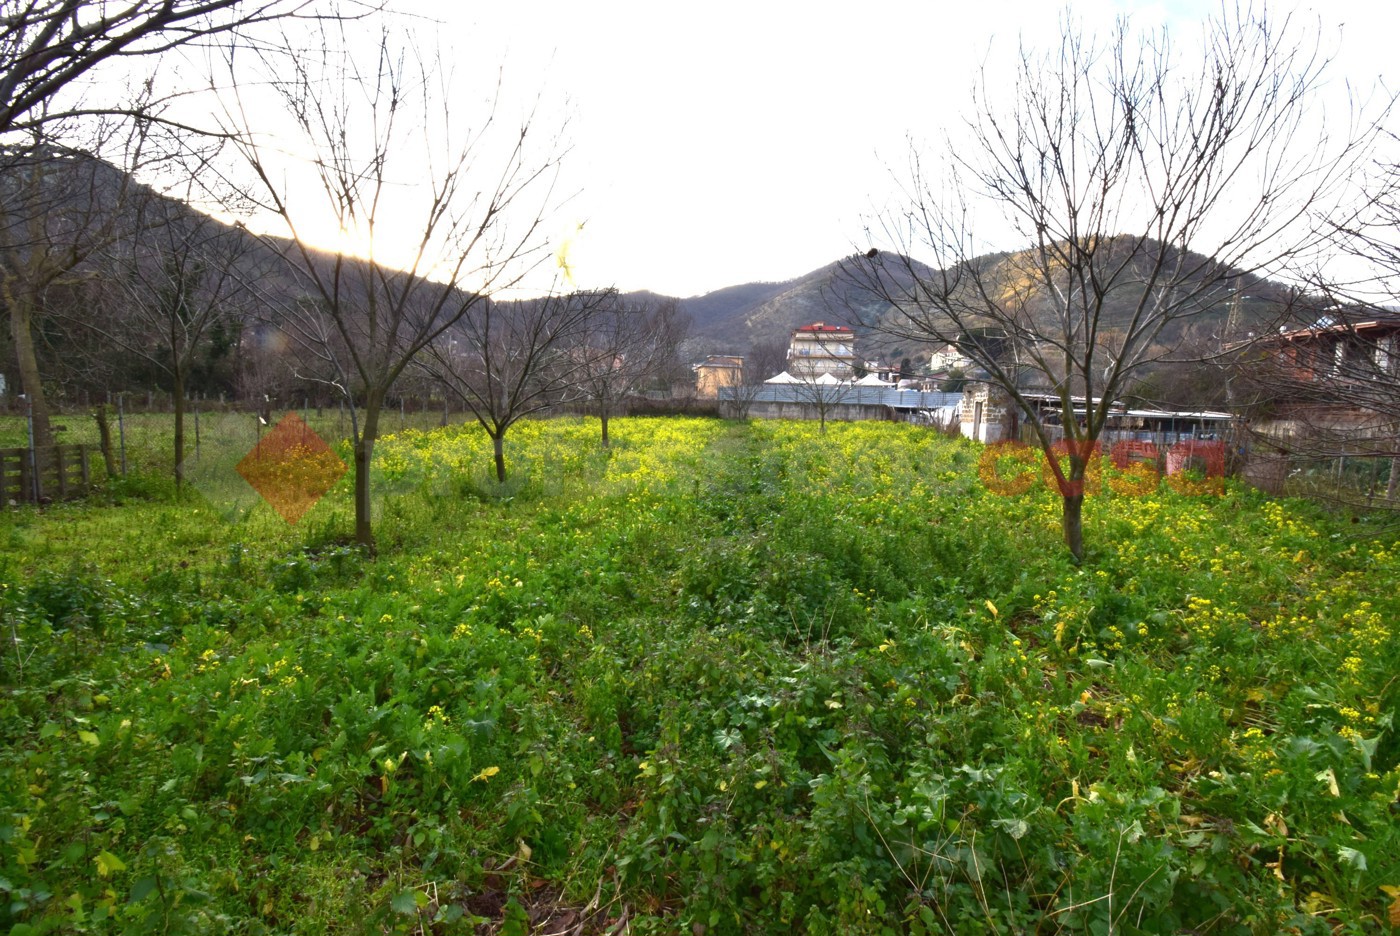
xmin=600 ymin=403 xmax=611 ymax=449
xmin=493 ymin=433 xmax=507 ymax=484
xmin=8 ymin=290 xmax=52 ymax=448
xmin=172 ymin=370 xmax=186 ymax=488
xmin=1062 ymin=494 xmax=1085 ymax=563
xmin=354 ymin=398 xmax=382 ymax=549
xmin=1388 ymin=456 xmax=1399 ymax=502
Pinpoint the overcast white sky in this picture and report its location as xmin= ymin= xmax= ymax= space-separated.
xmin=239 ymin=0 xmax=1400 ymax=299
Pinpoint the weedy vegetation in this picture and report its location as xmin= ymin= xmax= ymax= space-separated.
xmin=0 ymin=416 xmax=1396 ymax=933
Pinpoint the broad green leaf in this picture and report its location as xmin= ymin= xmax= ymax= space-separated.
xmin=129 ymin=878 xmax=157 ymax=903
xmin=992 ymin=817 xmax=1030 ymax=840
xmin=1338 ymin=846 xmax=1368 ymax=871
xmin=1356 ymin=734 xmax=1381 ymax=772
xmin=94 ymin=851 xmax=126 ymax=878
xmin=500 ymin=898 xmax=530 ymax=936
xmin=434 ymin=904 xmax=464 ymax=924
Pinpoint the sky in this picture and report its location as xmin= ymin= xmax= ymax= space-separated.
xmin=200 ymin=0 xmax=1400 ymax=299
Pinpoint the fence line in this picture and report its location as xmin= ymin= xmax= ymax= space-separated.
xmin=0 ymin=397 xmax=481 ymax=502
xmin=0 ymin=444 xmax=94 ymax=505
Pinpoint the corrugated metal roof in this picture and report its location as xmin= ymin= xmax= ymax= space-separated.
xmin=721 ymin=386 xmax=963 ymax=409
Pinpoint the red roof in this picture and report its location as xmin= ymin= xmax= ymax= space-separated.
xmin=794 ymin=322 xmax=853 ymax=334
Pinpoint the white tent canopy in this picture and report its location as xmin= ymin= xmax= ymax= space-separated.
xmin=855 ymin=373 xmax=895 ymax=387
xmin=764 ymin=370 xmax=801 ymax=384
xmin=814 ymin=372 xmax=844 ymax=386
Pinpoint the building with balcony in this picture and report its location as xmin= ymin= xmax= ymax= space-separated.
xmin=787 ymin=322 xmax=857 ymax=379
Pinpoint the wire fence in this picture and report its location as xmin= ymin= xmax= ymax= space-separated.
xmin=1242 ymin=449 xmax=1399 ymax=505
xmin=0 ymin=396 xmax=472 ymax=505
xmin=5 ymin=395 xmax=1396 ymax=516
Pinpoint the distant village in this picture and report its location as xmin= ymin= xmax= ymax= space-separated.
xmin=691 ymin=315 xmax=1400 ymax=498
xmin=693 ymin=321 xmax=1237 ymax=444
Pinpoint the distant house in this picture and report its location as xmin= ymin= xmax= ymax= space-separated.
xmin=1263 ymin=314 xmax=1400 ymax=385
xmin=788 ymin=322 xmax=857 ymax=379
xmin=694 ymin=355 xmax=744 ymax=398
xmin=863 ymin=361 xmax=900 ymax=383
xmin=961 ymin=381 xmax=1235 ymax=446
xmin=1234 ymin=310 xmax=1400 ymax=493
xmin=929 ymin=343 xmax=971 ymax=373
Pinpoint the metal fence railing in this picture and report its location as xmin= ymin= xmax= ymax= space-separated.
xmin=718 ymin=385 xmax=965 ymax=410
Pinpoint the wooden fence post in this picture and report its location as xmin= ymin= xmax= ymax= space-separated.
xmin=18 ymin=449 xmax=32 ymax=504
xmin=94 ymin=406 xmax=118 ymax=478
xmin=118 ymin=395 xmax=127 ymax=476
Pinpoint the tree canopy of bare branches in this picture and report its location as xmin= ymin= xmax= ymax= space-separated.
xmin=79 ymin=197 xmax=262 ymax=485
xmin=572 ymin=294 xmax=687 ymax=447
xmin=725 ymin=337 xmax=787 ymax=419
xmin=0 ymin=121 xmax=158 ymax=447
xmin=840 ymin=6 xmax=1390 ymax=561
xmin=0 ymin=0 xmax=357 ymax=137
xmin=0 ymin=0 xmax=375 ymax=467
xmin=1230 ymin=149 xmax=1400 ymax=511
xmin=225 ymin=24 xmax=566 ymax=546
xmin=424 ymin=288 xmax=613 ymax=483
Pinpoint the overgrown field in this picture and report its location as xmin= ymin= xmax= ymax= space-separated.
xmin=0 ymin=407 xmax=457 ymax=477
xmin=1 ymin=417 xmax=1397 ymax=934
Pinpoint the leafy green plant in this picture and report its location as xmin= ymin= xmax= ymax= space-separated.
xmin=1 ymin=416 xmax=1396 ymax=932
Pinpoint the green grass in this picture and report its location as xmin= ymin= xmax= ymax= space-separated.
xmin=0 ymin=407 xmax=472 ymax=477
xmin=0 ymin=416 xmax=1397 ymax=934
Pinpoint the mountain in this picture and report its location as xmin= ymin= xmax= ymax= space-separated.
xmin=8 ymin=152 xmax=1300 ymax=406
xmin=639 ymin=240 xmax=1296 ymax=374
xmin=626 ymin=259 xmax=913 ymax=361
xmin=623 ymin=254 xmax=948 ymax=366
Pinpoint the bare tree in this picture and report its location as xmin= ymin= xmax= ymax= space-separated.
xmin=225 ymin=25 xmax=565 ymax=546
xmin=788 ymin=371 xmax=852 ymax=434
xmin=0 ymin=0 xmax=369 ymax=137
xmin=724 ymin=337 xmax=786 ymax=419
xmin=424 ymin=289 xmax=610 ymax=482
xmin=235 ymin=318 xmax=298 ymax=408
xmin=573 ymin=293 xmax=687 ymax=446
xmin=77 ymin=198 xmax=261 ymax=486
xmin=746 ymin=338 xmax=787 ymax=385
xmin=841 ymin=7 xmax=1387 ymax=561
xmin=1230 ymin=148 xmax=1400 ymax=508
xmin=787 ymin=325 xmax=857 ymax=433
xmin=0 ymin=119 xmax=156 ymax=448
xmin=0 ymin=0 xmax=374 ymax=455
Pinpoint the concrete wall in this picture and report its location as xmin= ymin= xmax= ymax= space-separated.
xmin=960 ymin=383 xmax=1015 ymax=442
xmin=735 ymin=400 xmax=894 ymax=422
